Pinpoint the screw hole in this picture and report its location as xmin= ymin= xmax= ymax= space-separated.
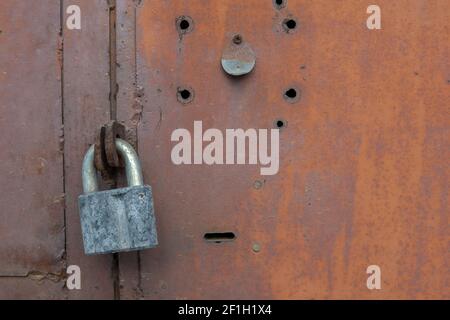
xmin=275 ymin=119 xmax=287 ymax=129
xmin=273 ymin=0 xmax=286 ymax=9
xmin=180 ymin=90 xmax=190 ymax=100
xmin=176 ymin=16 xmax=194 ymax=34
xmin=283 ymin=86 xmax=301 ymax=103
xmin=283 ymin=18 xmax=297 ymax=31
xmin=285 ymin=88 xmax=297 ymax=99
xmin=177 ymin=87 xmax=194 ymax=104
xmin=179 ymin=19 xmax=189 ymax=30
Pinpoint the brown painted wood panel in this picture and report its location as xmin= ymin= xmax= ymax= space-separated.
xmin=0 ymin=0 xmax=65 ymax=291
xmin=134 ymin=0 xmax=449 ymax=299
xmin=63 ymin=0 xmax=116 ymax=299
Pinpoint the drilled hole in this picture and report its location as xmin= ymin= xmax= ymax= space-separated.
xmin=283 ymin=86 xmax=301 ymax=103
xmin=285 ymin=88 xmax=297 ymax=99
xmin=179 ymin=19 xmax=190 ymax=30
xmin=177 ymin=87 xmax=194 ymax=104
xmin=204 ymin=232 xmax=236 ymax=243
xmin=180 ymin=90 xmax=190 ymax=100
xmin=176 ymin=16 xmax=194 ymax=34
xmin=283 ymin=18 xmax=297 ymax=31
xmin=275 ymin=119 xmax=287 ymax=129
xmin=273 ymin=0 xmax=286 ymax=9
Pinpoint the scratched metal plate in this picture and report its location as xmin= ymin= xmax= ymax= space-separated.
xmin=0 ymin=1 xmax=65 ymax=277
xmin=131 ymin=0 xmax=449 ymax=299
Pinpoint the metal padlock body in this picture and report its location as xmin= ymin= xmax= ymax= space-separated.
xmin=78 ymin=139 xmax=158 ymax=255
xmin=79 ymin=185 xmax=157 ymax=254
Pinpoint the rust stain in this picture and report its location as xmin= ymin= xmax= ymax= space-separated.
xmin=0 ymin=0 xmax=447 ymax=300
xmin=133 ymin=0 xmax=449 ymax=299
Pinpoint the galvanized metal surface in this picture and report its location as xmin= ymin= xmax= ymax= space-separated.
xmin=81 ymin=146 xmax=98 ymax=194
xmin=132 ymin=0 xmax=449 ymax=299
xmin=83 ymin=139 xmax=144 ymax=193
xmin=79 ymin=138 xmax=157 ymax=255
xmin=79 ymin=185 xmax=157 ymax=254
xmin=114 ymin=139 xmax=144 ymax=187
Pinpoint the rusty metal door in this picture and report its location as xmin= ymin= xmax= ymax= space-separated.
xmin=0 ymin=1 xmax=65 ymax=299
xmin=126 ymin=0 xmax=450 ymax=299
xmin=0 ymin=0 xmax=448 ymax=299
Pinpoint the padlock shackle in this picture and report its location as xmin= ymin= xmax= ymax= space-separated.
xmin=116 ymin=139 xmax=144 ymax=187
xmin=82 ymin=145 xmax=98 ymax=193
xmin=82 ymin=139 xmax=144 ymax=193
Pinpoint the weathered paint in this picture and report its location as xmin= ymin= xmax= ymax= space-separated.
xmin=132 ymin=0 xmax=449 ymax=299
xmin=0 ymin=0 xmax=448 ymax=300
xmin=0 ymin=0 xmax=65 ymax=279
xmin=63 ymin=0 xmax=116 ymax=299
xmin=115 ymin=0 xmax=144 ymax=300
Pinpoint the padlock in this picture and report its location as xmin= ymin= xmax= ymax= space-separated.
xmin=78 ymin=138 xmax=158 ymax=255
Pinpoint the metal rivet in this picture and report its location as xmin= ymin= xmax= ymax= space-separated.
xmin=253 ymin=180 xmax=263 ymax=190
xmin=233 ymin=34 xmax=243 ymax=45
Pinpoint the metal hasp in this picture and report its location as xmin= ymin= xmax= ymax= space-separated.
xmin=78 ymin=139 xmax=158 ymax=255
xmin=221 ymin=34 xmax=256 ymax=76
